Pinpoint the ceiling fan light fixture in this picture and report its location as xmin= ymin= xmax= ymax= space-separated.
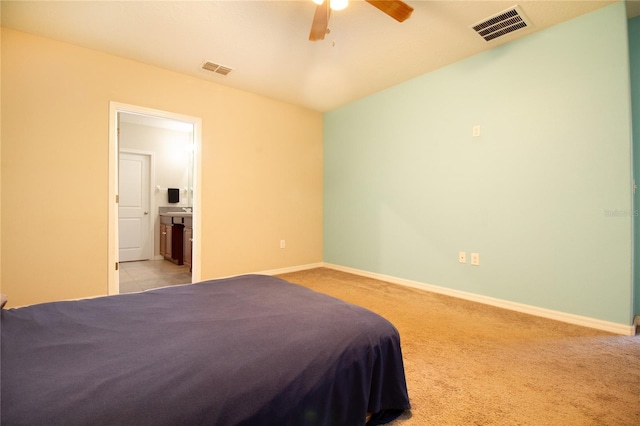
xmin=330 ymin=0 xmax=348 ymax=11
xmin=311 ymin=0 xmax=348 ymax=11
xmin=309 ymin=0 xmax=411 ymax=41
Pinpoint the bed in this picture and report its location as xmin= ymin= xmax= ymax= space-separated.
xmin=1 ymin=274 xmax=410 ymax=425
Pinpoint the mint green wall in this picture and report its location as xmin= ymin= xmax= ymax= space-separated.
xmin=631 ymin=15 xmax=640 ymax=319
xmin=324 ymin=3 xmax=634 ymax=325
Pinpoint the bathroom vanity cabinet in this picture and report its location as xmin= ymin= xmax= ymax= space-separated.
xmin=184 ymin=226 xmax=193 ymax=270
xmin=159 ymin=213 xmax=193 ymax=267
xmin=160 ymin=222 xmax=172 ymax=261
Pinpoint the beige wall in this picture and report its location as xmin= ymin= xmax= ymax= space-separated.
xmin=0 ymin=24 xmax=3 ymax=296
xmin=1 ymin=28 xmax=323 ymax=307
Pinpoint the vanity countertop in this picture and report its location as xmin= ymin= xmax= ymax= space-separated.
xmin=160 ymin=212 xmax=192 ymax=217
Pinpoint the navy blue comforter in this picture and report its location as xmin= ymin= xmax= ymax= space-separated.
xmin=1 ymin=275 xmax=409 ymax=425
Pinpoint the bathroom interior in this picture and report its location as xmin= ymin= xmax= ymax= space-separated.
xmin=117 ymin=112 xmax=195 ymax=294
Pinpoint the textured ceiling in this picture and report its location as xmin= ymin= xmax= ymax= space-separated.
xmin=1 ymin=0 xmax=630 ymax=112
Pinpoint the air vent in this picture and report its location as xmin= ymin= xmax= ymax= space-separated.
xmin=202 ymin=61 xmax=233 ymax=76
xmin=470 ymin=5 xmax=531 ymax=42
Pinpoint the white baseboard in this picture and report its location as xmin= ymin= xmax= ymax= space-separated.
xmin=323 ymin=263 xmax=636 ymax=336
xmin=254 ymin=262 xmax=326 ymax=277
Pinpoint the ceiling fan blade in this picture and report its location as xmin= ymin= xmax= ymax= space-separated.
xmin=309 ymin=1 xmax=331 ymax=41
xmin=365 ymin=0 xmax=414 ymax=23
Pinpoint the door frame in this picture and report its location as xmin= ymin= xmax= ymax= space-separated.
xmin=119 ymin=149 xmax=154 ymax=262
xmin=108 ymin=102 xmax=202 ymax=295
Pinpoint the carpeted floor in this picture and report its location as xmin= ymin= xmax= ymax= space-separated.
xmin=277 ymin=268 xmax=640 ymax=425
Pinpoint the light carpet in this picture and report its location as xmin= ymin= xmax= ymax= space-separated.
xmin=277 ymin=268 xmax=640 ymax=425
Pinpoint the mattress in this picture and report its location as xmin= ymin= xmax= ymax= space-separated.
xmin=1 ymin=274 xmax=409 ymax=425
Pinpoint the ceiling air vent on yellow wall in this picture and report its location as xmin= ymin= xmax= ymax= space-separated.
xmin=470 ymin=5 xmax=531 ymax=42
xmin=202 ymin=61 xmax=233 ymax=76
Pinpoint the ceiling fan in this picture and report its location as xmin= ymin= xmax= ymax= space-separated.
xmin=309 ymin=0 xmax=414 ymax=41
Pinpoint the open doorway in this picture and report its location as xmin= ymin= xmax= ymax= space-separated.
xmin=109 ymin=103 xmax=202 ymax=295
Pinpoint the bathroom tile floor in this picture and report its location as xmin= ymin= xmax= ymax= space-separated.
xmin=119 ymin=259 xmax=192 ymax=294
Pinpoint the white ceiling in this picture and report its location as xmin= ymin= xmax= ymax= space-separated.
xmin=2 ymin=0 xmax=637 ymax=112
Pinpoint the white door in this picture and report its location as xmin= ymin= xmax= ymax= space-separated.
xmin=119 ymin=152 xmax=151 ymax=262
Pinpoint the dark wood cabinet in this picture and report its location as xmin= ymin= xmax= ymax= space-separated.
xmin=184 ymin=226 xmax=193 ymax=271
xmin=160 ymin=222 xmax=172 ymax=260
xmin=160 ymin=213 xmax=192 ymax=267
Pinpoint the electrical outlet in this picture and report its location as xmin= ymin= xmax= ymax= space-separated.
xmin=471 ymin=253 xmax=480 ymax=266
xmin=472 ymin=125 xmax=481 ymax=137
xmin=459 ymin=251 xmax=466 ymax=263
xmin=280 ymin=240 xmax=286 ymax=249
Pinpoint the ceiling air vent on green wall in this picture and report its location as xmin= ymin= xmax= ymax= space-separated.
xmin=470 ymin=5 xmax=531 ymax=42
xmin=202 ymin=61 xmax=233 ymax=76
